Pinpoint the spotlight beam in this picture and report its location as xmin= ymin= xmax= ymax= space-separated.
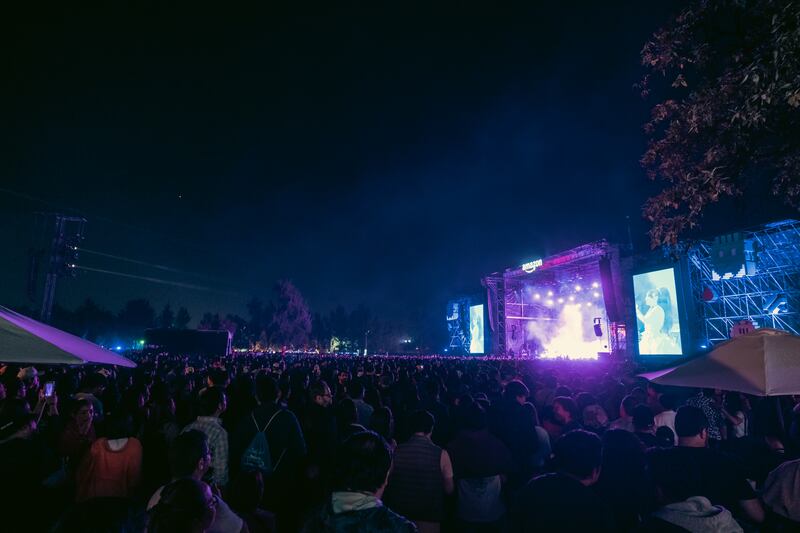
xmin=73 ymin=265 xmax=241 ymax=296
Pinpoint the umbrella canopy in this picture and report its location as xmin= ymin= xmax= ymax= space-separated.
xmin=640 ymin=328 xmax=800 ymax=396
xmin=0 ymin=305 xmax=136 ymax=368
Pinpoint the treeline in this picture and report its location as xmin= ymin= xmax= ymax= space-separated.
xmin=20 ymin=280 xmax=415 ymax=353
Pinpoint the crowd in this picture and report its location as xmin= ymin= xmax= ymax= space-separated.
xmin=1 ymin=352 xmax=800 ymax=532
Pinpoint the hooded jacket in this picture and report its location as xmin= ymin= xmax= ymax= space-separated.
xmin=651 ymin=496 xmax=743 ymax=533
xmin=301 ymin=491 xmax=417 ymax=533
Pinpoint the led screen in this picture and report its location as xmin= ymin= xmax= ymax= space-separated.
xmin=469 ymin=304 xmax=485 ymax=354
xmin=633 ymin=267 xmax=683 ymax=355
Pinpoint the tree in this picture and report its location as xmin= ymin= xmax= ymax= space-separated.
xmin=198 ymin=312 xmax=222 ymax=330
xmin=270 ymin=280 xmax=312 ymax=348
xmin=246 ymin=297 xmax=265 ymax=332
xmin=311 ymin=311 xmax=331 ymax=350
xmin=222 ymin=314 xmax=248 ymax=348
xmin=349 ymin=304 xmax=372 ymax=352
xmin=246 ymin=297 xmax=276 ymax=348
xmin=72 ymin=299 xmax=115 ymax=342
xmin=175 ymin=307 xmax=191 ymax=329
xmin=158 ymin=304 xmax=175 ymax=329
xmin=117 ymin=299 xmax=156 ymax=339
xmin=368 ymin=317 xmax=401 ymax=354
xmin=328 ymin=305 xmax=350 ymax=341
xmin=640 ymin=0 xmax=800 ymax=246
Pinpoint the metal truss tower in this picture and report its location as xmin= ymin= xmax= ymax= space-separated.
xmin=40 ymin=214 xmax=87 ymax=323
xmin=687 ymin=219 xmax=800 ymax=345
xmin=482 ymin=276 xmax=506 ymax=354
xmin=446 ymin=298 xmax=471 ymax=353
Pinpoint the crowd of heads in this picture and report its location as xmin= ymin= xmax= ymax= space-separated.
xmin=1 ymin=352 xmax=800 ymax=532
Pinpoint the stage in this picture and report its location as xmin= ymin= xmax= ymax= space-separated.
xmin=481 ymin=241 xmax=629 ymax=360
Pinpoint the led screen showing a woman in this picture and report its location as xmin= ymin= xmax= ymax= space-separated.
xmin=633 ymin=268 xmax=683 ymax=355
xmin=469 ymin=304 xmax=485 ymax=354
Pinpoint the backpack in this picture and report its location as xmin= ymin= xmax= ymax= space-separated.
xmin=241 ymin=410 xmax=282 ymax=474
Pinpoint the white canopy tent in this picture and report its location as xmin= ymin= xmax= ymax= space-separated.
xmin=640 ymin=329 xmax=800 ymax=396
xmin=0 ymin=306 xmax=136 ymax=367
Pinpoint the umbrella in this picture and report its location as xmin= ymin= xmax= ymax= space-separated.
xmin=640 ymin=328 xmax=800 ymax=396
xmin=0 ymin=305 xmax=136 ymax=368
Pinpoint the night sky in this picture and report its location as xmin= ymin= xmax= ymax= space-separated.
xmin=1 ymin=2 xmax=684 ymax=341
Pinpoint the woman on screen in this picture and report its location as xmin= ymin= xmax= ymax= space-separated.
xmin=636 ymin=288 xmax=679 ymax=354
xmin=470 ymin=312 xmax=484 ymax=354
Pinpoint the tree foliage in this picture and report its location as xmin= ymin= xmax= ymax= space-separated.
xmin=175 ymin=307 xmax=191 ymax=329
xmin=198 ymin=312 xmax=222 ymax=330
xmin=157 ymin=304 xmax=175 ymax=329
xmin=222 ymin=314 xmax=249 ymax=348
xmin=310 ymin=304 xmax=406 ymax=354
xmin=52 ymin=298 xmax=115 ymax=342
xmin=246 ymin=297 xmax=276 ymax=349
xmin=21 ymin=281 xmax=410 ymax=352
xmin=117 ymin=298 xmax=155 ymax=338
xmin=270 ymin=280 xmax=312 ymax=348
xmin=640 ymin=0 xmax=800 ymax=246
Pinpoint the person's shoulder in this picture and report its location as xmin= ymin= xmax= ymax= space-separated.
xmin=146 ymin=485 xmax=165 ymax=510
xmin=676 ymin=444 xmax=723 ymax=460
xmin=663 ymin=445 xmax=730 ymax=466
xmin=767 ymin=457 xmax=800 ymax=479
xmin=394 ymin=439 xmax=414 ymax=454
xmin=253 ymin=402 xmax=284 ymax=422
xmin=488 ymin=431 xmax=512 ymax=450
xmin=279 ymin=405 xmax=302 ymax=423
xmin=213 ymin=496 xmax=244 ymax=531
xmin=516 ymin=473 xmax=579 ymax=511
xmin=374 ymin=505 xmax=417 ymax=532
xmin=638 ymin=515 xmax=691 ymax=532
xmin=520 ymin=472 xmax=561 ymax=493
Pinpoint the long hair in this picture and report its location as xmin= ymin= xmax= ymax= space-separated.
xmin=656 ymin=287 xmax=673 ymax=334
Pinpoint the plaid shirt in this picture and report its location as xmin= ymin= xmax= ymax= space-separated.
xmin=183 ymin=416 xmax=229 ymax=486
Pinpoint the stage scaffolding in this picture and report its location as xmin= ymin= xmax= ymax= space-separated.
xmin=687 ymin=219 xmax=800 ymax=345
xmin=483 ymin=241 xmax=619 ymax=355
xmin=446 ymin=298 xmax=471 ymax=353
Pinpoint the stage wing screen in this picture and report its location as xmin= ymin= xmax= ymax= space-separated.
xmin=469 ymin=304 xmax=485 ymax=354
xmin=633 ymin=267 xmax=683 ymax=356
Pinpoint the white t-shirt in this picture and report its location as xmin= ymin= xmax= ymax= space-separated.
xmin=731 ymin=411 xmax=747 ymax=439
xmin=654 ymin=409 xmax=677 ymax=444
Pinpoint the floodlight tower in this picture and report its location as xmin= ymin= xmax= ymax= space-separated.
xmin=40 ymin=214 xmax=87 ymax=323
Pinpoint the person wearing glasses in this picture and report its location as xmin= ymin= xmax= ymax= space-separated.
xmin=303 ymin=381 xmax=338 ymax=505
xmin=149 ymin=477 xmax=218 ymax=533
xmin=148 ymin=430 xmax=245 ymax=533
